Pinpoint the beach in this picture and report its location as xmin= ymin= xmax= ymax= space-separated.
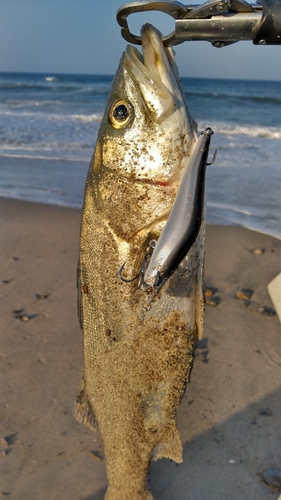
xmin=0 ymin=196 xmax=280 ymax=499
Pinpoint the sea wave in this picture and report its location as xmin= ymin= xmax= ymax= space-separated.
xmin=185 ymin=89 xmax=281 ymax=105
xmin=0 ymin=109 xmax=103 ymax=122
xmin=199 ymin=121 xmax=281 ymax=141
xmin=0 ymin=80 xmax=111 ymax=94
xmin=0 ymin=141 xmax=94 ymax=161
xmin=0 ymin=152 xmax=89 ymax=161
xmin=207 ymin=201 xmax=281 ymax=239
xmin=68 ymin=113 xmax=103 ymax=122
xmin=1 ymin=107 xmax=279 ymax=139
xmin=207 ymin=201 xmax=265 ymax=218
xmin=0 ymin=74 xmax=112 ymax=97
xmin=220 ymin=124 xmax=281 ymax=140
xmin=0 ymin=82 xmax=59 ymax=91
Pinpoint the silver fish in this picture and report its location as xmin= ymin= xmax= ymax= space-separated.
xmin=74 ymin=24 xmax=212 ymax=500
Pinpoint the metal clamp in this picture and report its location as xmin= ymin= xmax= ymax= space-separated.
xmin=117 ymin=0 xmax=281 ymax=47
xmin=117 ymin=0 xmax=190 ymax=46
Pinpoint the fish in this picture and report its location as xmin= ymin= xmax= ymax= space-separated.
xmin=74 ymin=23 xmax=212 ymax=500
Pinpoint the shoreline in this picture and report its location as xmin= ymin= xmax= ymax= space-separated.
xmin=1 ymin=194 xmax=280 ymax=240
xmin=1 ymin=196 xmax=281 ymax=499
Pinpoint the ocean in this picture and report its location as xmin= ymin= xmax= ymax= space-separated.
xmin=0 ymin=71 xmax=280 ymax=238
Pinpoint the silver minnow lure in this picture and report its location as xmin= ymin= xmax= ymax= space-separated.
xmin=143 ymin=127 xmax=214 ymax=289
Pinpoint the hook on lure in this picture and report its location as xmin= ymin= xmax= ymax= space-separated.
xmin=207 ymin=148 xmax=217 ymax=166
xmin=118 ymin=240 xmax=157 ymax=289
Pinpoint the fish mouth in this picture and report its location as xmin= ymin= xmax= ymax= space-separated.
xmin=125 ymin=24 xmax=185 ymax=118
xmin=140 ymin=23 xmax=182 ymax=99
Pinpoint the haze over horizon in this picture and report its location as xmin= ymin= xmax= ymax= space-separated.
xmin=1 ymin=0 xmax=281 ymax=81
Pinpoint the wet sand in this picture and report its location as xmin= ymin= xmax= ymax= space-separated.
xmin=1 ymin=196 xmax=280 ymax=500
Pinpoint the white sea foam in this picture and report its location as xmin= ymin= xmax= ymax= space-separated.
xmin=222 ymin=124 xmax=281 ymax=140
xmin=0 ymin=152 xmax=89 ymax=162
xmin=199 ymin=121 xmax=281 ymax=141
xmin=0 ymin=109 xmax=103 ymax=123
xmin=207 ymin=201 xmax=281 ymax=239
xmin=68 ymin=113 xmax=102 ymax=123
xmin=207 ymin=201 xmax=265 ymax=218
xmin=1 ymin=109 xmax=279 ymax=138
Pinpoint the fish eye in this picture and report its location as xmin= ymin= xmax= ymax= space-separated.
xmin=109 ymin=100 xmax=132 ymax=129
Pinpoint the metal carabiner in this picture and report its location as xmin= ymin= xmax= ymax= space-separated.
xmin=116 ymin=0 xmax=189 ymax=46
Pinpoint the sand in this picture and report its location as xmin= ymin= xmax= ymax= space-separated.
xmin=0 ymin=196 xmax=280 ymax=500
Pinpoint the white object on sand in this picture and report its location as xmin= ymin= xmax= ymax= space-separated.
xmin=267 ymin=272 xmax=281 ymax=323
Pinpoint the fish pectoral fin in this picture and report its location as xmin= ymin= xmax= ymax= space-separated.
xmin=73 ymin=376 xmax=97 ymax=431
xmin=152 ymin=426 xmax=183 ymax=463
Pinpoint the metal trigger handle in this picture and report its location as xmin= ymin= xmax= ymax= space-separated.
xmin=117 ymin=0 xmax=281 ymax=47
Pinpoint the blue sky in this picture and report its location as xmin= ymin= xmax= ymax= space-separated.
xmin=1 ymin=0 xmax=280 ymax=80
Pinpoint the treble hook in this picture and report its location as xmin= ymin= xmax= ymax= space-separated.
xmin=118 ymin=263 xmax=139 ymax=283
xmin=118 ymin=239 xmax=157 ymax=288
xmin=207 ymin=148 xmax=217 ymax=166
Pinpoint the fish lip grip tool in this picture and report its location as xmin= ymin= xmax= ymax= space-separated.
xmin=117 ymin=0 xmax=281 ymax=47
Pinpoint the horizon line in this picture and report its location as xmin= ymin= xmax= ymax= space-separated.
xmin=0 ymin=70 xmax=280 ymax=83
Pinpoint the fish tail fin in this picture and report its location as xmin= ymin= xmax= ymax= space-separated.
xmin=105 ymin=487 xmax=154 ymax=500
xmin=73 ymin=375 xmax=97 ymax=431
xmin=152 ymin=426 xmax=183 ymax=463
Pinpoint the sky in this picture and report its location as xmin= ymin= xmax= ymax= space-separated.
xmin=0 ymin=0 xmax=280 ymax=80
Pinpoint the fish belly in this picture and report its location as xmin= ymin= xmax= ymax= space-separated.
xmin=75 ymin=180 xmax=204 ymax=500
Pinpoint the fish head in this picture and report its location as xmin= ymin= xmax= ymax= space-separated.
xmin=91 ymin=24 xmax=198 ymax=242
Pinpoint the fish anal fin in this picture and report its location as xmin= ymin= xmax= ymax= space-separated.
xmin=73 ymin=376 xmax=97 ymax=431
xmin=152 ymin=427 xmax=183 ymax=463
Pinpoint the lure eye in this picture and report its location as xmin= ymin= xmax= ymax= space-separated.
xmin=109 ymin=100 xmax=132 ymax=129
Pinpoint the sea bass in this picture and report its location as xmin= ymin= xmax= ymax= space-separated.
xmin=74 ymin=24 xmax=212 ymax=500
